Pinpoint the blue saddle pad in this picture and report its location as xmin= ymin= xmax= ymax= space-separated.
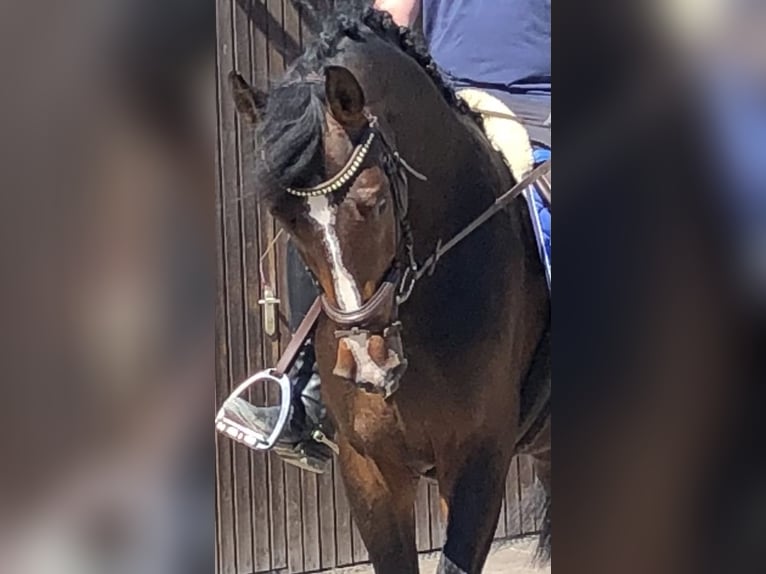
xmin=530 ymin=146 xmax=551 ymax=286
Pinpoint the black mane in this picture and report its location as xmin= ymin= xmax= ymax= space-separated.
xmin=255 ymin=2 xmax=482 ymax=195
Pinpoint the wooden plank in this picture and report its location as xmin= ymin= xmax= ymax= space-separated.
xmin=506 ymin=456 xmax=522 ymax=537
xmin=214 ymin=7 xmax=235 ymax=560
xmin=239 ymin=119 xmax=272 ymax=574
xmin=241 ymin=163 xmax=272 ymax=564
xmin=429 ymin=483 xmax=445 ymax=549
xmin=317 ymin=459 xmax=337 ymax=569
xmin=249 ymin=451 xmax=271 ymax=573
xmin=518 ymin=455 xmax=537 ymax=535
xmin=414 ymin=478 xmax=432 ymax=551
xmin=240 ymin=3 xmax=287 ymax=569
xmin=494 ymin=482 xmax=508 ymax=540
xmin=333 ymin=459 xmax=354 ymax=566
xmin=215 ymin=448 xmax=222 ymax=574
xmin=230 ymin=1 xmax=275 ymax=570
xmin=233 ymin=446 xmax=254 ymax=574
xmin=216 ymin=436 xmax=237 ymax=574
xmin=264 ymin=207 xmax=288 ymax=574
xmin=267 ymin=0 xmax=285 ymax=77
xmin=283 ymin=0 xmax=302 ymax=63
xmin=260 ymin=4 xmax=292 ymax=572
xmin=351 ymin=516 xmax=369 ymax=564
xmin=284 ymin=464 xmax=304 ymax=572
xmin=234 ymin=0 xmax=260 ymax=370
xmin=258 ymin=0 xmax=284 ymax=350
xmin=301 ymin=471 xmax=321 ymax=571
xmin=252 ymin=1 xmax=269 ymax=91
xmin=263 ymin=198 xmax=288 ymax=569
xmin=217 ymin=0 xmax=245 ymax=572
xmin=537 ymin=465 xmax=546 ymax=533
xmin=267 ymin=453 xmax=287 ymax=571
xmin=298 ymin=0 xmax=312 ymax=50
xmin=223 ymin=4 xmax=255 ymax=567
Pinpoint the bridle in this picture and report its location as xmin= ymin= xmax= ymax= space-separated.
xmin=285 ymin=111 xmax=427 ymax=331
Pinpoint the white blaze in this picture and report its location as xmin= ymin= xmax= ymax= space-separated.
xmin=306 ymin=196 xmax=362 ymax=311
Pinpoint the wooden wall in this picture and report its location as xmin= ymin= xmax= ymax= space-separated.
xmin=214 ymin=2 xmax=541 ymax=572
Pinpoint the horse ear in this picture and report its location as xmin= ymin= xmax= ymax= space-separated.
xmin=228 ymin=71 xmax=267 ymax=124
xmin=324 ymin=65 xmax=366 ymax=128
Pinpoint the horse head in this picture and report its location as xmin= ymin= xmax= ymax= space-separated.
xmin=230 ymin=22 xmax=419 ymax=395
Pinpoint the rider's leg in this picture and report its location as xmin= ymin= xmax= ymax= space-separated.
xmin=223 ymin=336 xmax=334 ymax=473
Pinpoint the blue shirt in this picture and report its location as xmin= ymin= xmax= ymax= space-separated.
xmin=422 ymin=0 xmax=551 ymax=93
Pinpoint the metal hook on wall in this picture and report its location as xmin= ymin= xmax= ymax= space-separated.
xmin=258 ymin=228 xmax=285 ymax=337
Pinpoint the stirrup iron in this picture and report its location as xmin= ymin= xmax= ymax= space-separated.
xmin=215 ymin=369 xmax=292 ymax=450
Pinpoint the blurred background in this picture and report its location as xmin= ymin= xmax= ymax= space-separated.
xmin=557 ymin=0 xmax=765 ymax=572
xmin=0 ymin=0 xmax=763 ymax=573
xmin=0 ymin=1 xmax=214 ymax=573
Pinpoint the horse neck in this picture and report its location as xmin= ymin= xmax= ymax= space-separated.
xmin=388 ymin=95 xmax=540 ymax=355
xmin=340 ymin=37 xmax=533 ymax=319
xmin=394 ymin=107 xmax=512 ymax=269
xmin=338 ymin=36 xmax=511 ymax=250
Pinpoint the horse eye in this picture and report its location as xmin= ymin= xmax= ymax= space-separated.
xmin=377 ymin=197 xmax=388 ymax=214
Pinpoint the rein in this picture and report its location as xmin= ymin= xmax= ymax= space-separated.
xmin=398 ymin=158 xmax=551 ymax=302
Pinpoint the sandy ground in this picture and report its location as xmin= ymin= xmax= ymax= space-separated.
xmin=329 ymin=537 xmax=550 ymax=574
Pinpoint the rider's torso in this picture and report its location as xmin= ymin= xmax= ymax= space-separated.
xmin=422 ymin=0 xmax=551 ymax=92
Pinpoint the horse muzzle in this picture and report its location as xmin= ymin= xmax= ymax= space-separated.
xmin=331 ymin=323 xmax=407 ymax=398
xmin=321 ymin=269 xmax=407 ymax=398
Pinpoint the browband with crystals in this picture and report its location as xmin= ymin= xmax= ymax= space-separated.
xmin=285 ymin=116 xmax=378 ymax=198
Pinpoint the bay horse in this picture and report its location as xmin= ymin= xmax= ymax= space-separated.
xmin=230 ymin=5 xmax=550 ymax=572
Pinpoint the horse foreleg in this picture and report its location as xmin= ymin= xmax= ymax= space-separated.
xmin=437 ymin=445 xmax=511 ymax=574
xmin=337 ymin=436 xmax=419 ymax=574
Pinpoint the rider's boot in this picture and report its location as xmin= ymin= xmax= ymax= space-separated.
xmin=225 ymin=340 xmax=336 ymax=473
